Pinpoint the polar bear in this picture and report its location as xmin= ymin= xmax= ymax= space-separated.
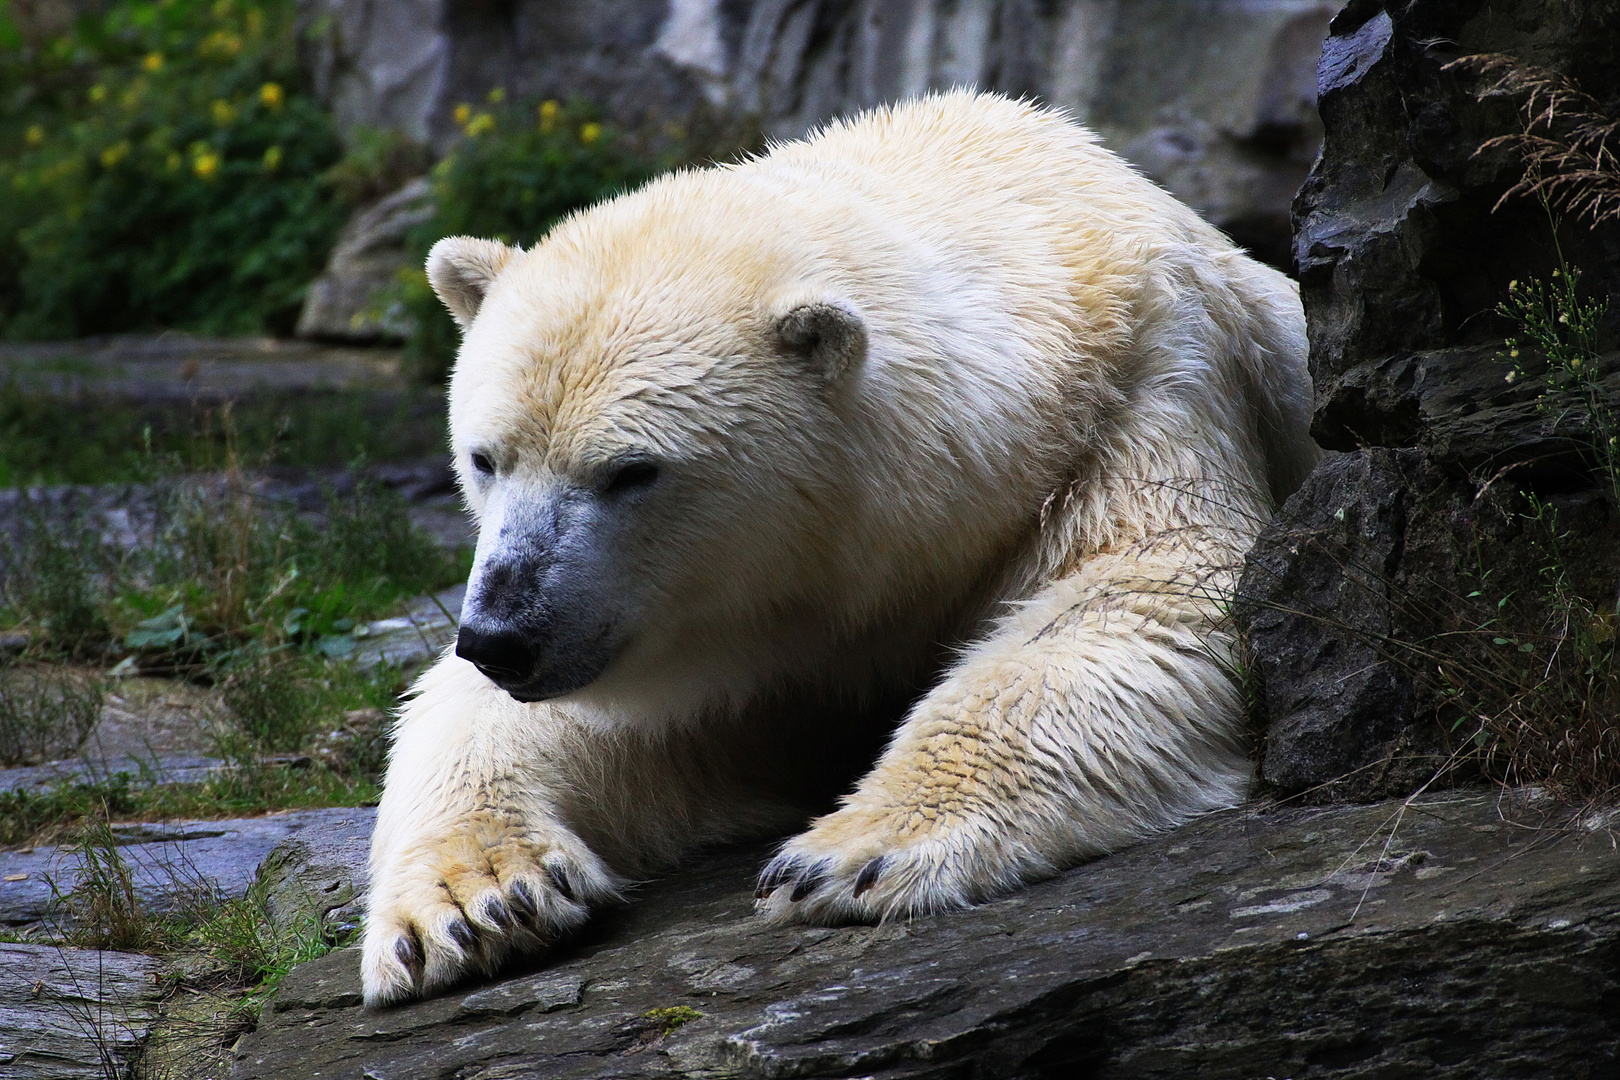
xmin=361 ymin=90 xmax=1315 ymax=1006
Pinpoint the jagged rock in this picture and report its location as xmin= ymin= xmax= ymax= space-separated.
xmin=1239 ymin=0 xmax=1620 ymax=799
xmin=296 ymin=178 xmax=434 ymax=344
xmin=257 ymin=807 xmax=375 ymax=942
xmin=0 ymin=943 xmax=165 ymax=1080
xmin=297 ymin=0 xmax=1337 ymax=267
xmin=233 ymin=790 xmax=1620 ymax=1079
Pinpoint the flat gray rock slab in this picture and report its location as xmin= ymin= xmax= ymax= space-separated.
xmin=234 ymin=791 xmax=1620 ymax=1079
xmin=353 ymin=584 xmax=463 ymax=670
xmin=0 ymin=333 xmax=403 ymax=402
xmin=0 ymin=807 xmax=375 ymax=929
xmin=0 ymin=943 xmax=164 ymax=1080
xmin=0 ymin=754 xmax=226 ymax=796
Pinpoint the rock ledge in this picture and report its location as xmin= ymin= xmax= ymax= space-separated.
xmin=234 ymin=790 xmax=1620 ymax=1079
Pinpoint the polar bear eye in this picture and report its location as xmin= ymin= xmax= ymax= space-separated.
xmin=469 ymin=451 xmax=496 ymax=476
xmin=601 ymin=459 xmax=660 ymax=496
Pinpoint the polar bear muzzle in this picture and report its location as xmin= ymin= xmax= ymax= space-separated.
xmin=455 ymin=482 xmax=630 ymax=702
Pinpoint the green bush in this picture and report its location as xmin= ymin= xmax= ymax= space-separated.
xmin=0 ymin=0 xmax=347 ymax=338
xmin=402 ymin=96 xmax=683 ymax=380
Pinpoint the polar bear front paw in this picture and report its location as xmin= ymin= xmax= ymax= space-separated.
xmin=361 ymin=812 xmax=620 ymax=1007
xmin=754 ymin=805 xmax=1011 ymax=926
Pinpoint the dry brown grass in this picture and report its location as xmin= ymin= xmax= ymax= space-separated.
xmin=1449 ymin=53 xmax=1620 ymax=227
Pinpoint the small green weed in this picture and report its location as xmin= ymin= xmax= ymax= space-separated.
xmin=642 ymin=1006 xmax=705 ymax=1036
xmin=1501 ymin=265 xmax=1617 ymax=503
xmin=193 ymin=886 xmax=335 ymax=1021
xmin=0 ymin=774 xmax=138 ymax=848
xmin=50 ymin=803 xmax=344 ymax=1031
xmin=1 ymin=765 xmax=381 ymax=851
xmin=216 ymin=649 xmax=399 ymax=756
xmin=58 ymin=811 xmax=166 ymax=951
xmin=0 ymin=490 xmax=122 ymax=651
xmin=1439 ymin=263 xmax=1620 ymax=799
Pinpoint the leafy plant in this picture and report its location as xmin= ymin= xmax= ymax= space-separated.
xmin=1500 ymin=265 xmax=1617 ymax=505
xmin=400 ymin=94 xmax=683 ymax=380
xmin=0 ymin=0 xmax=347 ymax=338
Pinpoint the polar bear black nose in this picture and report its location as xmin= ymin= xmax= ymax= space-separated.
xmin=456 ymin=620 xmax=537 ymax=685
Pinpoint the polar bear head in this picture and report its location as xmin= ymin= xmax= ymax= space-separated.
xmin=428 ymin=175 xmax=1073 ymax=721
xmin=427 ymin=206 xmax=891 ymax=714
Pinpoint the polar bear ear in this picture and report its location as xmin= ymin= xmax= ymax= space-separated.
xmin=426 ymin=237 xmax=519 ymax=328
xmin=772 ymin=297 xmax=867 ymax=381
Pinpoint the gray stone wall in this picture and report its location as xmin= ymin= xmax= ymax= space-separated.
xmin=297 ymin=0 xmax=1340 ymax=267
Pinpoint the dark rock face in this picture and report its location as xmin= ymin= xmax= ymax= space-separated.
xmin=233 ymin=791 xmax=1620 ymax=1079
xmin=1240 ymin=0 xmax=1620 ymax=799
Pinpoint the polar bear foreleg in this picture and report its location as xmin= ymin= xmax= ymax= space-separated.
xmin=360 ymin=657 xmax=622 ymax=1007
xmin=756 ymin=552 xmax=1253 ymax=923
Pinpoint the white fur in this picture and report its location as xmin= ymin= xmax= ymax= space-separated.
xmin=361 ymin=90 xmax=1316 ymax=1007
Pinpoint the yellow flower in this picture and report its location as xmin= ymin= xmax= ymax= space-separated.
xmin=454 ymin=103 xmax=472 ymax=126
xmin=25 ymin=124 xmax=44 ymax=146
xmin=579 ymin=122 xmax=602 ymax=146
xmin=262 ymin=145 xmax=283 ymax=171
xmin=246 ymin=8 xmax=263 ymax=34
xmin=487 ymin=87 xmax=506 ymax=104
xmin=88 ymin=84 xmax=107 ymax=104
xmin=143 ymin=51 xmax=164 ymax=72
xmin=465 ymin=112 xmax=496 ymax=137
xmin=166 ymin=151 xmax=183 ymax=172
xmin=99 ymin=141 xmax=131 ymax=168
xmin=193 ymin=152 xmax=220 ymax=180
xmin=259 ymin=82 xmax=284 ymax=109
xmin=538 ymin=99 xmax=560 ymax=133
xmin=211 ymin=99 xmax=237 ymax=126
xmin=201 ymin=29 xmax=243 ymax=58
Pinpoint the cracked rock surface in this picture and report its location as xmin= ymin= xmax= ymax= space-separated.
xmin=0 ymin=943 xmax=165 ymax=1080
xmin=233 ymin=790 xmax=1620 ymax=1079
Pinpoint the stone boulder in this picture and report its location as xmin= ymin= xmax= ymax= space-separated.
xmin=295 ymin=177 xmax=433 ymax=344
xmin=1238 ymin=0 xmax=1620 ymax=799
xmin=232 ymin=790 xmax=1620 ymax=1079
